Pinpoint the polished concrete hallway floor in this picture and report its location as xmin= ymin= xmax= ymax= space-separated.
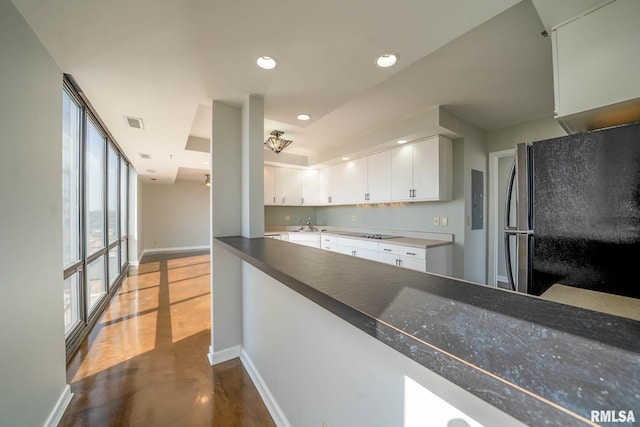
xmin=60 ymin=252 xmax=275 ymax=427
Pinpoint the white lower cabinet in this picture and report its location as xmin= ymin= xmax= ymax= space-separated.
xmin=336 ymin=237 xmax=379 ymax=261
xmin=378 ymin=243 xmax=426 ymax=272
xmin=321 ymin=235 xmax=337 ymax=251
xmin=287 ymin=233 xmax=320 ymax=248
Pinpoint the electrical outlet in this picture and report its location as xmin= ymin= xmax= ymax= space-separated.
xmin=285 ymin=215 xmax=291 ymax=222
xmin=441 ymin=216 xmax=448 ymax=226
xmin=352 ymin=215 xmax=356 ymax=222
xmin=433 ymin=216 xmax=440 ymax=226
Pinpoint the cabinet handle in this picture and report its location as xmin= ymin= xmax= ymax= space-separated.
xmin=328 ymin=196 xmax=332 ymax=203
xmin=352 ymin=251 xmax=356 ymax=256
xmin=383 ymin=248 xmax=392 ymax=252
xmin=406 ymin=252 xmax=416 ymax=256
xmin=398 ymin=259 xmax=403 ymax=267
xmin=301 ymin=198 xmax=304 ymax=204
xmin=395 ymin=259 xmax=400 ymax=266
xmin=273 ymin=197 xmax=276 ymax=203
xmin=282 ymin=197 xmax=285 ymax=203
xmin=409 ymin=189 xmax=412 ymax=198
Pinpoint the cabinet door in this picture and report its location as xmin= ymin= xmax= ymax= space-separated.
xmin=391 ymin=144 xmax=413 ymax=201
xmin=329 ymin=163 xmax=350 ymax=205
xmin=367 ymin=151 xmax=392 ymax=202
xmin=412 ymin=136 xmax=452 ymax=201
xmin=301 ymin=169 xmax=320 ymax=205
xmin=400 ymin=256 xmax=426 ymax=272
xmin=277 ymin=168 xmax=302 ymax=205
xmin=319 ymin=168 xmax=331 ymax=205
xmin=412 ymin=137 xmax=440 ymax=200
xmin=264 ymin=166 xmax=276 ymax=205
xmin=354 ymin=248 xmax=379 ymax=261
xmin=348 ymin=158 xmax=368 ymax=204
xmin=378 ymin=252 xmax=399 ymax=266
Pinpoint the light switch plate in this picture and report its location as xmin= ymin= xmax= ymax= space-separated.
xmin=441 ymin=216 xmax=448 ymax=226
xmin=433 ymin=216 xmax=440 ymax=226
xmin=285 ymin=215 xmax=291 ymax=221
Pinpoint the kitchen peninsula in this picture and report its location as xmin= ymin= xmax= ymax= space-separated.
xmin=215 ymin=236 xmax=639 ymax=427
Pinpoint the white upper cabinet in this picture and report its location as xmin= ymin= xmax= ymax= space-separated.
xmin=264 ymin=165 xmax=277 ymax=205
xmin=391 ymin=143 xmax=414 ymax=201
xmin=366 ymin=151 xmax=391 ymax=203
xmin=328 ymin=163 xmax=350 ymax=205
xmin=301 ymin=169 xmax=320 ymax=206
xmin=264 ymin=166 xmax=303 ymax=206
xmin=348 ymin=157 xmax=368 ymax=204
xmin=277 ymin=168 xmax=302 ymax=205
xmin=413 ymin=137 xmax=451 ymax=201
xmin=552 ymin=0 xmax=640 ymax=132
xmin=265 ymin=135 xmax=451 ymax=206
xmin=391 ymin=136 xmax=452 ymax=202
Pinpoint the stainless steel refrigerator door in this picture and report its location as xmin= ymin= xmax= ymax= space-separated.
xmin=504 ymin=142 xmax=533 ymax=293
xmin=515 ymin=143 xmax=532 ymax=231
xmin=504 ymin=233 xmax=532 ymax=294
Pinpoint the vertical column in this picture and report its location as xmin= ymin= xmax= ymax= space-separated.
xmin=209 ymin=101 xmax=243 ymax=364
xmin=241 ymin=95 xmax=265 ymax=238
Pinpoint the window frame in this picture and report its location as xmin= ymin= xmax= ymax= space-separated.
xmin=62 ymin=74 xmax=132 ymax=361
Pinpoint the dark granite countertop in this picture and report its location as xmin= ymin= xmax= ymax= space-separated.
xmin=215 ymin=236 xmax=640 ymax=427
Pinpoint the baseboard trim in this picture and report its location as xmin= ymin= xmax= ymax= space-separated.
xmin=144 ymin=245 xmax=210 ymax=254
xmin=207 ymin=344 xmax=241 ymax=366
xmin=240 ymin=349 xmax=291 ymax=427
xmin=43 ymin=384 xmax=73 ymax=427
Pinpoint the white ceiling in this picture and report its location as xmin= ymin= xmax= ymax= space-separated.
xmin=11 ymin=0 xmax=606 ymax=183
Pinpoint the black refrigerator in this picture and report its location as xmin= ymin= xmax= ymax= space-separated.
xmin=504 ymin=121 xmax=640 ymax=299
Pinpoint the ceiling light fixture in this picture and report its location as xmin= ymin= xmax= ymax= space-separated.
xmin=257 ymin=56 xmax=277 ymax=70
xmin=397 ymin=139 xmax=408 ymax=144
xmin=264 ymin=130 xmax=292 ymax=154
xmin=342 ymin=157 xmax=350 ymax=161
xmin=376 ymin=52 xmax=399 ymax=68
xmin=205 ymin=174 xmax=211 ymax=187
xmin=297 ymin=113 xmax=311 ymax=121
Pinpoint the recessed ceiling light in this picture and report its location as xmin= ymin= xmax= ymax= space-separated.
xmin=376 ymin=52 xmax=399 ymax=68
xmin=397 ymin=139 xmax=408 ymax=144
xmin=256 ymin=56 xmax=277 ymax=70
xmin=297 ymin=113 xmax=311 ymax=121
xmin=342 ymin=157 xmax=350 ymax=161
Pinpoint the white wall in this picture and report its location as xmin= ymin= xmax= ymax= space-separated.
xmin=487 ymin=116 xmax=566 ymax=153
xmin=210 ymin=101 xmax=243 ymax=361
xmin=241 ymin=262 xmax=526 ymax=427
xmin=0 ymin=1 xmax=70 ymax=425
xmin=141 ymin=179 xmax=210 ymax=252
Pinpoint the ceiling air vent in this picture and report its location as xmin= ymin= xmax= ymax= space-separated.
xmin=124 ymin=116 xmax=144 ymax=130
xmin=139 ymin=153 xmax=151 ymax=159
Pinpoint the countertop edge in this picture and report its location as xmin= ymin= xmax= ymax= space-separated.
xmin=214 ymin=236 xmax=639 ymax=427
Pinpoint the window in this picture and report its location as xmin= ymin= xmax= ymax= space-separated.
xmin=86 ymin=119 xmax=106 ymax=256
xmin=62 ymin=91 xmax=81 ymax=269
xmin=62 ymin=75 xmax=132 ymax=359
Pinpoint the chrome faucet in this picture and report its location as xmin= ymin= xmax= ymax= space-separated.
xmin=299 ymin=217 xmax=317 ymax=231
